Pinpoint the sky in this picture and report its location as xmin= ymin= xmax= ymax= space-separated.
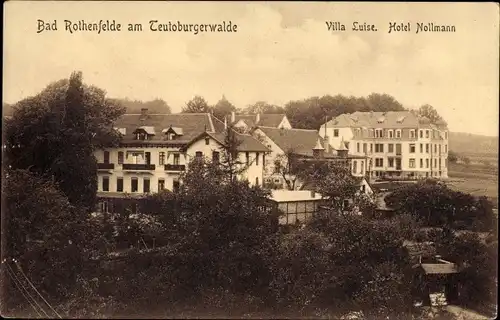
xmin=3 ymin=1 xmax=499 ymax=136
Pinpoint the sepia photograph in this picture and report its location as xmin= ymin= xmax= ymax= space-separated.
xmin=2 ymin=1 xmax=498 ymax=319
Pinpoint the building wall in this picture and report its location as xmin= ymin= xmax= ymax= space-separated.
xmin=185 ymin=136 xmax=264 ymax=187
xmin=319 ymin=126 xmax=354 ymax=149
xmin=95 ymin=146 xmax=185 ymax=194
xmin=321 ymin=124 xmax=449 ymax=179
xmin=278 ymin=116 xmax=293 ymax=129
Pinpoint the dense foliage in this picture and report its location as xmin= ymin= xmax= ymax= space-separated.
xmin=385 ymin=179 xmax=497 ymax=232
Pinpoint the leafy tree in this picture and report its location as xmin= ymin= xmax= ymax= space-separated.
xmin=448 ymin=150 xmax=458 ymax=163
xmin=385 ymin=179 xmax=496 ymax=232
xmin=211 ymin=95 xmax=236 ymax=120
xmin=272 ymin=151 xmax=300 ymax=190
xmin=460 ymin=156 xmax=471 ymax=166
xmin=4 ymin=71 xmax=125 ymax=211
xmin=182 ymin=95 xmax=210 ymax=113
xmin=244 ymin=101 xmax=285 ymax=114
xmin=417 ymin=104 xmax=445 ymax=124
xmin=110 ymin=98 xmax=172 ymax=114
xmin=365 ymin=93 xmax=405 ymax=112
xmin=2 ymin=169 xmax=87 ymax=306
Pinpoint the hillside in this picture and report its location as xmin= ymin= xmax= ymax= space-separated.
xmin=449 ymin=132 xmax=498 ymax=158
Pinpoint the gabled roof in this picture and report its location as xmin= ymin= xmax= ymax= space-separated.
xmin=114 ymin=113 xmax=217 ymax=144
xmin=324 ymin=111 xmax=447 ymax=130
xmin=184 ymin=130 xmax=270 ymax=152
xmin=256 ymin=126 xmax=324 ymax=157
xmin=230 ymin=113 xmax=287 ymax=128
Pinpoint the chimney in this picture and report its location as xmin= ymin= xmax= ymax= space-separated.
xmin=256 ymin=113 xmax=261 ymax=124
xmin=140 ymin=108 xmax=148 ymax=120
xmin=231 ymin=111 xmax=235 ymax=123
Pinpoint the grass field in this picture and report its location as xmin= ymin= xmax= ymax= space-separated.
xmin=447 ymin=162 xmax=498 ymax=207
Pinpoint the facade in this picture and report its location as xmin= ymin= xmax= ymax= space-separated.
xmin=227 ymin=112 xmax=292 ymax=133
xmin=94 ymin=109 xmax=269 ymax=206
xmin=319 ymin=111 xmax=449 ymax=179
xmin=252 ymin=126 xmax=367 ymax=188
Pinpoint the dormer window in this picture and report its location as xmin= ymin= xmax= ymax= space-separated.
xmin=162 ymin=126 xmax=184 ymax=141
xmin=133 ymin=126 xmax=155 ymax=141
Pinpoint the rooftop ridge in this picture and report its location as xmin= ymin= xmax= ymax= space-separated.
xmin=258 ymin=126 xmax=317 ymax=132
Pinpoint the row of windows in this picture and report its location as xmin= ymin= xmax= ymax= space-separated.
xmin=101 ymin=176 xmax=179 ymax=193
xmin=102 ymin=150 xmax=264 ymax=166
xmin=347 ymin=128 xmax=448 ymax=140
xmin=372 ymin=157 xmax=444 ymax=169
xmin=355 ymin=142 xmax=447 ymax=155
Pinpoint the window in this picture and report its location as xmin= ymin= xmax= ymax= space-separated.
xmin=118 ymin=151 xmax=124 ymax=164
xmin=445 ymin=144 xmax=448 ymax=153
xmin=434 ymin=144 xmax=437 ymax=154
xmin=388 ymin=144 xmax=394 ymax=153
xmin=425 ymin=130 xmax=430 ymax=138
xmin=143 ymin=178 xmax=150 ymax=193
xmin=396 ymin=130 xmax=402 ymax=138
xmin=173 ymin=180 xmax=180 ymax=193
xmin=117 ymin=177 xmax=123 ymax=192
xmin=159 ymin=152 xmax=165 ymax=165
xmin=363 ymin=143 xmax=367 ymax=154
xmin=420 ymin=159 xmax=423 ymax=168
xmin=409 ymin=159 xmax=415 ymax=168
xmin=360 ymin=160 xmax=364 ymax=174
xmin=352 ymin=160 xmax=357 ymax=173
xmin=409 ymin=144 xmax=416 ymax=153
xmin=103 ymin=151 xmax=110 ymax=164
xmin=145 ymin=152 xmax=151 ymax=164
xmin=205 ymin=137 xmax=210 ymax=145
xmin=434 ymin=159 xmax=437 ymax=168
xmin=375 ymin=143 xmax=384 ymax=153
xmin=255 ymin=152 xmax=259 ymax=165
xmin=173 ymin=154 xmax=180 ymax=165
xmin=131 ymin=177 xmax=138 ymax=192
xmin=195 ymin=151 xmax=203 ymax=159
xmin=370 ymin=144 xmax=373 ymax=153
xmin=426 ymin=144 xmax=430 ymax=153
xmin=426 ymin=159 xmax=429 ymax=168
xmin=388 ymin=158 xmax=394 ymax=167
xmin=357 ymin=143 xmax=360 ymax=153
xmin=375 ymin=158 xmax=384 ymax=167
xmin=255 ymin=177 xmax=259 ymax=186
xmin=375 ymin=129 xmax=383 ymax=138
xmin=388 ymin=130 xmax=394 ymax=138
xmin=410 ymin=130 xmax=416 ymax=139
xmin=246 ymin=152 xmax=250 ymax=165
xmin=439 ymin=158 xmax=441 ymax=168
xmin=263 ymin=154 xmax=266 ymax=167
xmin=102 ymin=176 xmax=109 ymax=191
xmin=419 ymin=130 xmax=423 ymax=138
xmin=212 ymin=151 xmax=220 ymax=163
xmin=445 ymin=132 xmax=448 ymax=139
xmin=333 ymin=129 xmax=339 ymax=137
xmin=158 ymin=179 xmax=165 ymax=191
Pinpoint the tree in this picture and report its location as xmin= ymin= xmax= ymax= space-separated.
xmin=111 ymin=98 xmax=172 ymax=114
xmin=4 ymin=71 xmax=125 ymax=211
xmin=273 ymin=151 xmax=300 ymax=190
xmin=365 ymin=93 xmax=405 ymax=112
xmin=448 ymin=150 xmax=458 ymax=163
xmin=417 ymin=104 xmax=445 ymax=125
xmin=182 ymin=95 xmax=210 ymax=113
xmin=385 ymin=179 xmax=496 ymax=232
xmin=2 ymin=169 xmax=87 ymax=306
xmin=244 ymin=101 xmax=285 ymax=114
xmin=211 ymin=95 xmax=236 ymax=120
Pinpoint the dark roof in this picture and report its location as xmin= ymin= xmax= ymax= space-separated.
xmin=420 ymin=263 xmax=458 ymax=275
xmin=231 ymin=114 xmax=286 ymax=128
xmin=257 ymin=126 xmax=325 ymax=156
xmin=258 ymin=114 xmax=286 ymax=127
xmin=114 ymin=113 xmax=218 ymax=145
xmin=184 ymin=131 xmax=270 ymax=152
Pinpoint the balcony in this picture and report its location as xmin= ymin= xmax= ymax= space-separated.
xmin=122 ymin=163 xmax=156 ymax=170
xmin=164 ymin=164 xmax=186 ymax=172
xmin=97 ymin=163 xmax=114 ymax=170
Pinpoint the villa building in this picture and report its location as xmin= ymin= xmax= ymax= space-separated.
xmin=319 ymin=111 xmax=449 ymax=180
xmin=226 ymin=112 xmax=292 ymax=133
xmin=93 ymin=109 xmax=269 ymax=212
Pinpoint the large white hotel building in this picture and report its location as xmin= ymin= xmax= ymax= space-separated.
xmin=319 ymin=111 xmax=449 ymax=179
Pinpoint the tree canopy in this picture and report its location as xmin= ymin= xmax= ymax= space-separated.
xmin=182 ymin=95 xmax=211 ymax=113
xmin=212 ymin=95 xmax=237 ymax=120
xmin=110 ymin=98 xmax=172 ymax=114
